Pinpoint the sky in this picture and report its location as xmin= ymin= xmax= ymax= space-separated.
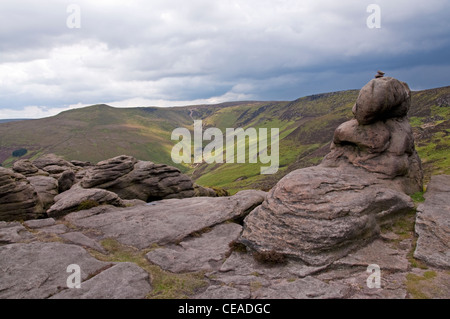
xmin=0 ymin=0 xmax=449 ymax=119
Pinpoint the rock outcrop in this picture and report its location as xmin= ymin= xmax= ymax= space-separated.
xmin=80 ymin=155 xmax=203 ymax=201
xmin=0 ymin=167 xmax=45 ymax=221
xmin=1 ymin=153 xmax=220 ymax=221
xmin=27 ymin=176 xmax=59 ymax=210
xmin=241 ymin=75 xmax=422 ymax=266
xmin=47 ymin=184 xmax=125 ymax=218
xmin=12 ymin=159 xmax=47 ymax=177
xmin=414 ymin=175 xmax=450 ymax=268
xmin=32 ymin=153 xmax=77 ymax=178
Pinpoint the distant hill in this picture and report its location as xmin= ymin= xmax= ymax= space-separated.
xmin=0 ymin=119 xmax=29 ymax=124
xmin=1 ymin=86 xmax=449 ymax=193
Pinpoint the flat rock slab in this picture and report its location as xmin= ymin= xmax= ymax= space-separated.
xmin=210 ymin=251 xmax=326 ymax=289
xmin=61 ymin=232 xmax=106 ymax=253
xmin=65 ymin=190 xmax=266 ymax=249
xmin=334 ymin=240 xmax=409 ymax=272
xmin=35 ymin=224 xmax=69 ymax=235
xmin=47 ymin=185 xmax=125 ymax=218
xmin=414 ymin=175 xmax=450 ymax=268
xmin=0 ymin=222 xmax=35 ymax=245
xmin=0 ymin=242 xmax=110 ymax=299
xmin=253 ymin=276 xmax=350 ymax=299
xmin=195 ymin=285 xmax=251 ymax=299
xmin=146 ymin=223 xmax=242 ymax=273
xmin=24 ymin=218 xmax=56 ymax=229
xmin=51 ymin=262 xmax=152 ymax=299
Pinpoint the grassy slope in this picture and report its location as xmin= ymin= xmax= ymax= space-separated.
xmin=1 ymin=87 xmax=449 ymax=192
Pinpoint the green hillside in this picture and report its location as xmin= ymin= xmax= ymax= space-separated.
xmin=1 ymin=86 xmax=449 ymax=193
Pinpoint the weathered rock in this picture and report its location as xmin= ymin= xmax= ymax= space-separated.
xmin=61 ymin=232 xmax=106 ymax=253
xmin=414 ymin=175 xmax=450 ymax=268
xmin=12 ymin=159 xmax=41 ymax=176
xmin=34 ymin=224 xmax=69 ymax=235
xmin=33 ymin=154 xmax=74 ymax=171
xmin=241 ymin=166 xmax=414 ymax=266
xmin=81 ymin=156 xmax=198 ymax=201
xmin=58 ymin=170 xmax=75 ymax=193
xmin=217 ymin=251 xmax=327 ymax=281
xmin=27 ymin=176 xmax=59 ymax=210
xmin=70 ymin=160 xmax=92 ymax=167
xmin=0 ymin=242 xmax=110 ymax=299
xmin=80 ymin=155 xmax=138 ymax=188
xmin=47 ymin=184 xmax=125 ymax=218
xmin=341 ymin=272 xmax=407 ymax=299
xmin=194 ymin=184 xmax=218 ymax=197
xmin=0 ymin=167 xmax=45 ymax=221
xmin=51 ymin=263 xmax=152 ymax=299
xmin=333 ymin=119 xmax=391 ymax=153
xmin=32 ymin=154 xmax=81 ymax=179
xmin=0 ymin=221 xmax=35 ymax=244
xmin=195 ymin=286 xmax=251 ymax=299
xmin=334 ymin=239 xmax=409 ymax=272
xmin=64 ymin=190 xmax=266 ymax=249
xmin=24 ymin=218 xmax=56 ymax=229
xmin=146 ymin=223 xmax=242 ymax=273
xmin=254 ymin=277 xmax=350 ymax=299
xmin=353 ymin=77 xmax=411 ymax=125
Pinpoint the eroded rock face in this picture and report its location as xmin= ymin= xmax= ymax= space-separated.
xmin=414 ymin=175 xmax=450 ymax=268
xmin=323 ymin=118 xmax=423 ymax=195
xmin=0 ymin=168 xmax=45 ymax=221
xmin=241 ymin=166 xmax=414 ymax=266
xmin=80 ymin=155 xmax=199 ymax=201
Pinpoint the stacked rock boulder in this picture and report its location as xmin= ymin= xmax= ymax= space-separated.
xmin=241 ymin=75 xmax=423 ymax=266
xmin=323 ymin=75 xmax=423 ymax=194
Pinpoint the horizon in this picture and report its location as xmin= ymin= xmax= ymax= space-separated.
xmin=2 ymin=83 xmax=449 ymax=121
xmin=1 ymin=1 xmax=450 ymax=119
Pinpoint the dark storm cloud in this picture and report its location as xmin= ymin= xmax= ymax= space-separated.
xmin=0 ymin=0 xmax=449 ymax=118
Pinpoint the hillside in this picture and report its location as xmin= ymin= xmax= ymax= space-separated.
xmin=1 ymin=86 xmax=449 ymax=193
